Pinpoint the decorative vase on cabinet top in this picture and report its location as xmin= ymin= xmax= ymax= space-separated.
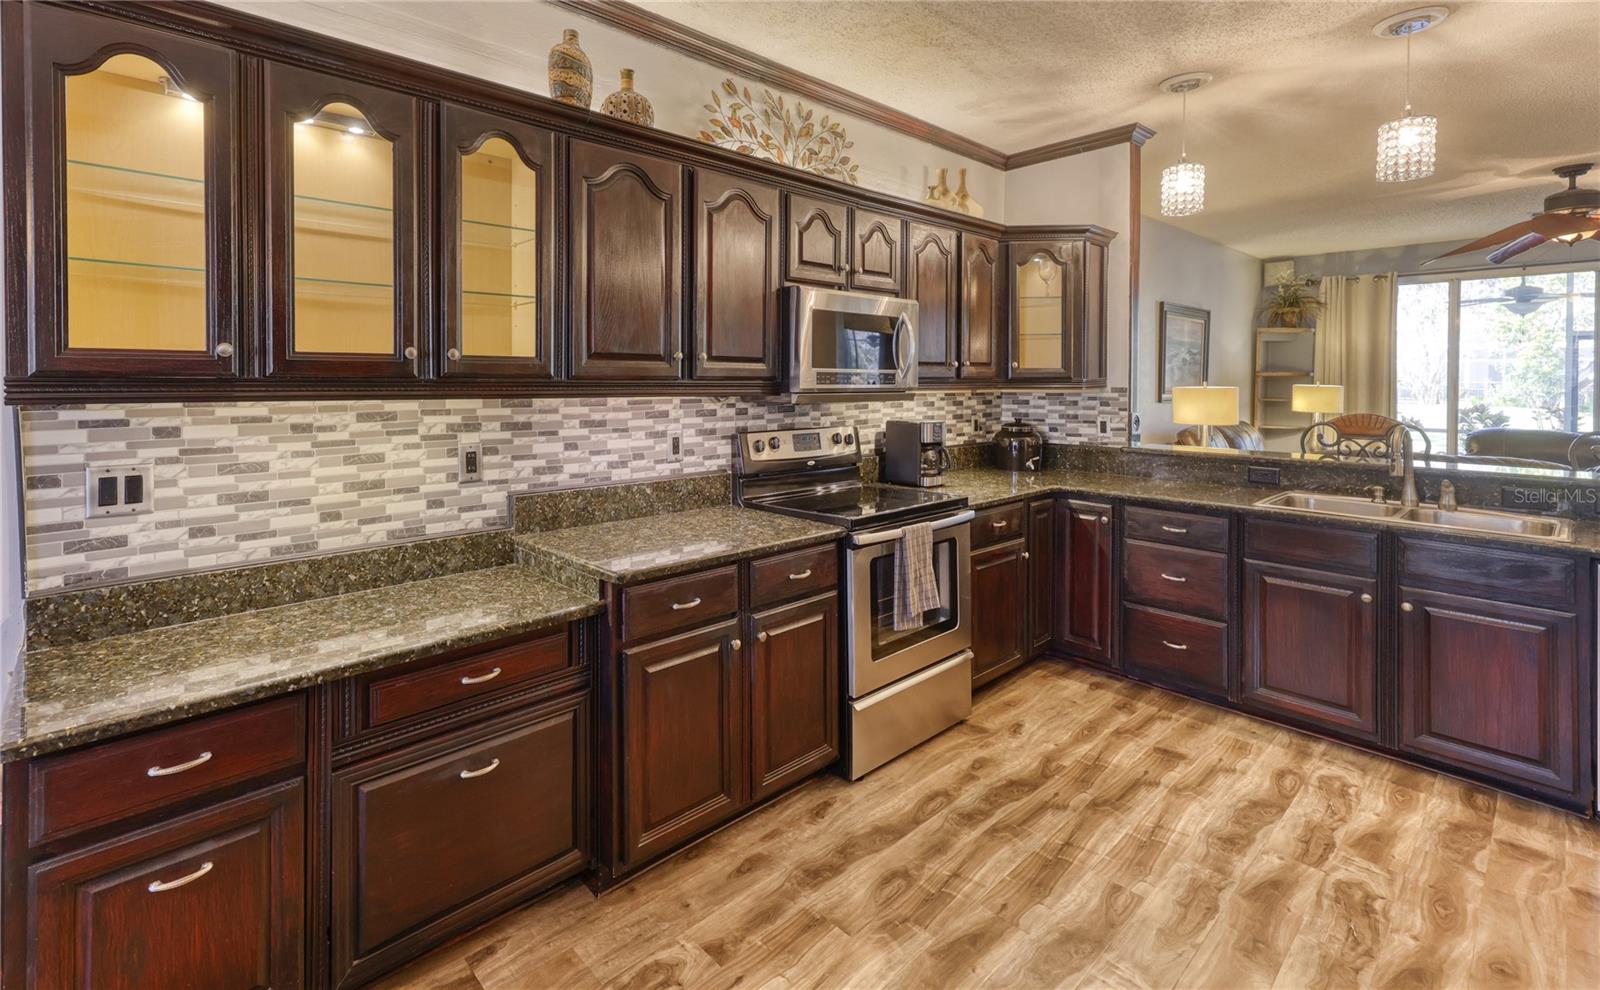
xmin=548 ymin=29 xmax=593 ymax=108
xmin=600 ymin=69 xmax=655 ymax=127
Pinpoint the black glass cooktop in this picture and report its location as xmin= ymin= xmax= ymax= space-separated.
xmin=754 ymin=484 xmax=966 ymax=530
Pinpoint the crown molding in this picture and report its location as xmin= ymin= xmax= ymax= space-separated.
xmin=1003 ymin=123 xmax=1157 ymax=170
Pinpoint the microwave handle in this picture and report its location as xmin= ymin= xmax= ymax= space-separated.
xmin=893 ymin=316 xmax=915 ymax=376
xmin=849 ymin=510 xmax=973 ymax=548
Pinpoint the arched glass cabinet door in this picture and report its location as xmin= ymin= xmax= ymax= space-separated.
xmin=261 ymin=62 xmax=421 ymax=379
xmin=438 ymin=104 xmax=554 ymax=379
xmin=1009 ymin=243 xmax=1071 ymax=379
xmin=15 ymin=3 xmax=240 ymax=379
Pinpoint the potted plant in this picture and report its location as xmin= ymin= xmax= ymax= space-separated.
xmin=1265 ymin=273 xmax=1323 ymax=327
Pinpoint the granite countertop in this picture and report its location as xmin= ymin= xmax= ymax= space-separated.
xmin=935 ymin=468 xmax=1600 ymax=554
xmin=514 ymin=506 xmax=844 ymax=585
xmin=3 ymin=566 xmax=603 ymax=760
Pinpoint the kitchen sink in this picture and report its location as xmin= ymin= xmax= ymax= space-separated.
xmin=1254 ymin=491 xmax=1573 ymax=542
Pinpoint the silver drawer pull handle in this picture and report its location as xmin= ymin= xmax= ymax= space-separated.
xmin=788 ymin=569 xmax=813 ymax=581
xmin=459 ymin=666 xmax=502 ymax=685
xmin=991 ymin=520 xmax=1008 ymax=529
xmin=1162 ymin=640 xmax=1189 ymax=651
xmin=147 ymin=752 xmax=212 ymax=778
xmin=1161 ymin=525 xmax=1189 ymax=534
xmin=1159 ymin=573 xmax=1188 ymax=584
xmin=148 ymin=861 xmax=213 ymax=893
xmin=671 ymin=597 xmax=702 ymax=610
xmin=459 ymin=758 xmax=500 ymax=780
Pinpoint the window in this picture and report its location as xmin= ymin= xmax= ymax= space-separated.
xmin=1395 ymin=266 xmax=1597 ymax=454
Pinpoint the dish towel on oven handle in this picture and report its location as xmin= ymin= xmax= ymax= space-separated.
xmin=893 ymin=521 xmax=939 ymax=631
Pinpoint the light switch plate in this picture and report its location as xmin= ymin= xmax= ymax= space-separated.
xmin=85 ymin=464 xmax=154 ymax=517
xmin=458 ymin=442 xmax=483 ymax=483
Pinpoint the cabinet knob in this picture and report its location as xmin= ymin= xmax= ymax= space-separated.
xmin=673 ymin=350 xmax=684 ymax=361
xmin=1401 ymin=602 xmax=1414 ymax=612
xmin=1012 ymin=361 xmax=1019 ymax=369
xmin=213 ymin=342 xmax=234 ymax=358
xmin=1021 ymin=551 xmax=1031 ymax=560
xmin=1360 ymin=593 xmax=1373 ymax=604
xmin=403 ymin=346 xmax=418 ymax=360
xmin=1099 ymin=516 xmax=1110 ymax=525
xmin=757 ymin=631 xmax=769 ymax=643
xmin=699 ymin=352 xmax=708 ymax=361
xmin=447 ymin=347 xmax=461 ymax=361
xmin=730 ymin=638 xmax=742 ymax=651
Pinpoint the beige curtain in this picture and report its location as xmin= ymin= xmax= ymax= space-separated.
xmin=1316 ymin=274 xmax=1397 ymax=418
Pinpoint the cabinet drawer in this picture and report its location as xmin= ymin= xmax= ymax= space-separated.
xmin=1124 ymin=505 xmax=1230 ymax=552
xmin=751 ymin=543 xmax=838 ymax=608
xmin=621 ymin=565 xmax=740 ymax=644
xmin=362 ymin=630 xmax=572 ymax=730
xmin=1398 ymin=537 xmax=1577 ymax=610
xmin=332 ymin=697 xmax=589 ymax=982
xmin=1123 ymin=603 xmax=1229 ymax=695
xmin=1123 ymin=540 xmax=1227 ymax=620
xmin=972 ymin=501 xmax=1027 ymax=550
xmin=29 ymin=695 xmax=306 ymax=847
xmin=1246 ymin=516 xmax=1378 ymax=575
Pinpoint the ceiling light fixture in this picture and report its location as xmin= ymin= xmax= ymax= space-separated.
xmin=1159 ymin=72 xmax=1211 ymax=218
xmin=1374 ymin=7 xmax=1447 ymax=183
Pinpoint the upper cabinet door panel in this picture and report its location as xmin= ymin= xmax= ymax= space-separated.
xmin=960 ymin=234 xmax=1002 ymax=380
xmin=569 ymin=139 xmax=684 ymax=381
xmin=438 ymin=104 xmax=555 ymax=379
xmin=262 ymin=62 xmax=423 ymax=379
xmin=784 ymin=195 xmax=848 ymax=287
xmin=694 ymin=169 xmax=781 ymax=381
xmin=907 ymin=223 xmax=958 ymax=380
xmin=1008 ymin=241 xmax=1073 ymax=379
xmin=20 ymin=4 xmax=240 ymax=378
xmin=849 ymin=209 xmax=902 ymax=294
xmin=1074 ymin=240 xmax=1108 ymax=384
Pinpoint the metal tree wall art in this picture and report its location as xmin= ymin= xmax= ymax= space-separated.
xmin=698 ymin=79 xmax=859 ymax=185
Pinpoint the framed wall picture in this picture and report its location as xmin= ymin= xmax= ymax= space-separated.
xmin=1158 ymin=303 xmax=1210 ymax=401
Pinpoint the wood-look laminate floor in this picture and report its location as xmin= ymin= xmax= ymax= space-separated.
xmin=376 ymin=661 xmax=1600 ymax=990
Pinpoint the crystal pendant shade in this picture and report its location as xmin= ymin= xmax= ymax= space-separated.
xmin=1160 ymin=160 xmax=1206 ymax=217
xmin=1376 ymin=111 xmax=1437 ymax=182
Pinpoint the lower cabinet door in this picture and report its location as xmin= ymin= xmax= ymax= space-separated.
xmin=971 ymin=538 xmax=1028 ymax=686
xmin=331 ymin=696 xmax=590 ymax=986
xmin=1398 ymin=586 xmax=1588 ymax=804
xmin=1055 ymin=499 xmax=1116 ymax=666
xmin=30 ymin=780 xmax=304 ymax=990
xmin=1027 ymin=498 xmax=1055 ymax=658
xmin=623 ymin=619 xmax=746 ymax=863
xmin=750 ymin=593 xmax=840 ymax=800
xmin=1242 ymin=560 xmax=1379 ymax=741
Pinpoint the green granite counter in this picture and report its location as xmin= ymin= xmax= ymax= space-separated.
xmin=3 ymin=566 xmax=602 ymax=760
xmin=935 ymin=468 xmax=1600 ymax=554
xmin=513 ymin=506 xmax=844 ymax=585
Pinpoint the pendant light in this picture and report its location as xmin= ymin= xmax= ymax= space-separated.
xmin=1159 ymin=72 xmax=1211 ymax=218
xmin=1374 ymin=7 xmax=1447 ymax=183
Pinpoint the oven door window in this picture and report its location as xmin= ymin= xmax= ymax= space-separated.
xmin=868 ymin=533 xmax=959 ymax=656
xmin=812 ymin=311 xmax=899 ymax=372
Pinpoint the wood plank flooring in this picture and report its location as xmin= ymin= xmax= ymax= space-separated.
xmin=375 ymin=661 xmax=1600 ymax=990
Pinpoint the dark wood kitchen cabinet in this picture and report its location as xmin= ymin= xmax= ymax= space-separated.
xmin=785 ymin=194 xmax=850 ymax=287
xmin=27 ymin=780 xmax=305 ymax=990
xmin=262 ymin=61 xmax=425 ymax=380
xmin=1005 ymin=228 xmax=1113 ymax=384
xmin=1054 ymin=498 xmax=1116 ymax=666
xmin=693 ymin=169 xmax=783 ymax=381
xmin=1027 ymin=498 xmax=1056 ymax=658
xmin=568 ymin=139 xmax=684 ymax=380
xmin=621 ymin=619 xmax=746 ymax=863
xmin=971 ymin=526 xmax=1029 ymax=688
xmin=960 ymin=234 xmax=1004 ymax=381
xmin=907 ymin=222 xmax=960 ymax=381
xmin=850 ymin=209 xmax=904 ymax=294
xmin=750 ymin=593 xmax=840 ymax=799
xmin=1121 ymin=505 xmax=1233 ymax=699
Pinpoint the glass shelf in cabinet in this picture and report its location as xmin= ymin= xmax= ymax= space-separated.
xmin=66 ymin=159 xmax=205 ymax=214
xmin=461 ymin=218 xmax=537 ymax=249
xmin=67 ymin=256 xmax=206 ymax=285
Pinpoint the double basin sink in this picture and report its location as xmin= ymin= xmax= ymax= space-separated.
xmin=1255 ymin=491 xmax=1574 ymax=542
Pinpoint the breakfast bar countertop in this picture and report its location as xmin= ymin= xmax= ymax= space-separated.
xmin=2 ymin=566 xmax=603 ymax=760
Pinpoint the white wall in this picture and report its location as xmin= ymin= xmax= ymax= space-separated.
xmin=1136 ymin=219 xmax=1261 ymax=443
xmin=224 ymin=0 xmax=1006 ymax=218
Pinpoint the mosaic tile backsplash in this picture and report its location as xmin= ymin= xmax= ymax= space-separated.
xmin=20 ymin=388 xmax=1126 ymax=594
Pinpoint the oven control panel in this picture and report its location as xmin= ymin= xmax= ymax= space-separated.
xmin=738 ymin=426 xmax=857 ymax=464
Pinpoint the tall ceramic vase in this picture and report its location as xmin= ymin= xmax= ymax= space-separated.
xmin=548 ymin=29 xmax=593 ymax=108
xmin=600 ymin=69 xmax=655 ymax=127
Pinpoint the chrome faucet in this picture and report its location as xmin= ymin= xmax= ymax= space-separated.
xmin=1438 ymin=479 xmax=1457 ymax=511
xmin=1388 ymin=425 xmax=1420 ymax=508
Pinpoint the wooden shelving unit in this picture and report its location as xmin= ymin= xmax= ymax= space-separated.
xmin=1252 ymin=326 xmax=1316 ymax=433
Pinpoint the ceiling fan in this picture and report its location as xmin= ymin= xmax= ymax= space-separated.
xmin=1459 ymin=274 xmax=1596 ymax=317
xmin=1427 ymin=162 xmax=1600 ymax=266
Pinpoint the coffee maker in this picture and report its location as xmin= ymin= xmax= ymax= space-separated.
xmin=883 ymin=420 xmax=952 ymax=487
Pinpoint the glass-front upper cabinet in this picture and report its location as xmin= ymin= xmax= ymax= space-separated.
xmin=17 ymin=4 xmax=240 ymax=379
xmin=1009 ymin=242 xmax=1074 ymax=379
xmin=438 ymin=104 xmax=554 ymax=379
xmin=261 ymin=62 xmax=421 ymax=379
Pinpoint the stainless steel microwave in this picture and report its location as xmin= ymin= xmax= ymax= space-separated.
xmin=785 ymin=286 xmax=919 ymax=394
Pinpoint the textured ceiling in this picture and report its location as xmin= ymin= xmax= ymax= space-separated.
xmin=632 ymin=0 xmax=1600 ymax=258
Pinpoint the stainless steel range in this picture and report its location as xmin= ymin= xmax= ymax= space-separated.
xmin=734 ymin=426 xmax=974 ymax=779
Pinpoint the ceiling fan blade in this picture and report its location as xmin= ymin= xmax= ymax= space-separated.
xmin=1425 ymin=212 xmax=1600 ymax=266
xmin=1487 ymin=232 xmax=1551 ymax=265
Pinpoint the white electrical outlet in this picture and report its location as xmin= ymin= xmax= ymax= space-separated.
xmin=85 ymin=464 xmax=154 ymax=517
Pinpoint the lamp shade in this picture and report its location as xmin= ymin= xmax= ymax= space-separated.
xmin=1172 ymin=385 xmax=1239 ymax=427
xmin=1291 ymin=383 xmax=1345 ymax=415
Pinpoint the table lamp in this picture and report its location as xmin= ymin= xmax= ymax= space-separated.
xmin=1172 ymin=384 xmax=1239 ymax=448
xmin=1291 ymin=383 xmax=1345 ymax=423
